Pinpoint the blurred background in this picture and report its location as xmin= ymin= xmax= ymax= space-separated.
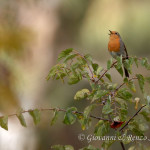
xmin=0 ymin=0 xmax=150 ymax=149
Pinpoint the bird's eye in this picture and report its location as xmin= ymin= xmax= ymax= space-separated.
xmin=115 ymin=32 xmax=118 ymax=35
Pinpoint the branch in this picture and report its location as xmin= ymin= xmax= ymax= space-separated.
xmin=96 ymin=60 xmax=117 ymax=83
xmin=119 ymin=105 xmax=146 ymax=132
xmin=115 ymin=77 xmax=138 ymax=92
xmin=120 ymin=141 xmax=126 ymax=150
xmin=0 ymin=107 xmax=111 ymax=122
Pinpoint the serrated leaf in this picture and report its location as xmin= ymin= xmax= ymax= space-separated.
xmin=51 ymin=145 xmax=74 ymax=150
xmin=51 ymin=109 xmax=59 ymax=126
xmin=17 ymin=109 xmax=27 ymax=127
xmin=58 ymin=48 xmax=73 ymax=61
xmin=102 ymin=100 xmax=113 ymax=115
xmin=74 ymin=89 xmax=90 ymax=100
xmin=68 ymin=75 xmax=80 ymax=85
xmin=80 ymin=145 xmax=99 ymax=150
xmin=105 ymin=73 xmax=112 ymax=82
xmin=94 ymin=120 xmax=110 ymax=136
xmin=136 ymin=74 xmax=145 ymax=93
xmin=29 ymin=109 xmax=40 ymax=125
xmin=0 ymin=116 xmax=8 ymax=130
xmin=84 ymin=104 xmax=97 ymax=118
xmin=63 ymin=107 xmax=77 ymax=125
xmin=107 ymin=58 xmax=112 ymax=70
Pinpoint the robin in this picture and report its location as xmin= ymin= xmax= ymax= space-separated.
xmin=108 ymin=30 xmax=129 ymax=77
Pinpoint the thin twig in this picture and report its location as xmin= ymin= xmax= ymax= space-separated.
xmin=73 ymin=50 xmax=94 ymax=80
xmin=115 ymin=77 xmax=138 ymax=92
xmin=119 ymin=105 xmax=146 ymax=132
xmin=120 ymin=141 xmax=126 ymax=150
xmin=96 ymin=60 xmax=118 ymax=83
xmin=0 ymin=107 xmax=111 ymax=122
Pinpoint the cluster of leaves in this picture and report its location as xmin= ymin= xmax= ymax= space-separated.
xmin=1 ymin=49 xmax=150 ymax=150
xmin=46 ymin=49 xmax=150 ymax=150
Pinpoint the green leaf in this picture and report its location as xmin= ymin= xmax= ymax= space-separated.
xmin=58 ymin=48 xmax=73 ymax=61
xmin=140 ymin=106 xmax=150 ymax=122
xmin=29 ymin=109 xmax=40 ymax=125
xmin=17 ymin=109 xmax=27 ymax=127
xmin=94 ymin=120 xmax=110 ymax=136
xmin=80 ymin=145 xmax=99 ymax=150
xmin=120 ymin=107 xmax=128 ymax=121
xmin=68 ymin=75 xmax=80 ymax=85
xmin=127 ymin=80 xmax=136 ymax=92
xmin=92 ymin=63 xmax=98 ymax=71
xmin=105 ymin=73 xmax=112 ymax=82
xmin=96 ymin=66 xmax=103 ymax=75
xmin=116 ymin=55 xmax=122 ymax=69
xmin=124 ymin=59 xmax=132 ymax=74
xmin=140 ymin=57 xmax=150 ymax=69
xmin=114 ymin=65 xmax=123 ymax=77
xmin=136 ymin=74 xmax=145 ymax=93
xmin=64 ymin=54 xmax=77 ymax=63
xmin=92 ymin=90 xmax=109 ymax=102
xmin=74 ymin=89 xmax=90 ymax=100
xmin=102 ymin=100 xmax=113 ymax=115
xmin=51 ymin=145 xmax=74 ymax=150
xmin=128 ymin=120 xmax=144 ymax=136
xmin=107 ymin=58 xmax=112 ymax=70
xmin=63 ymin=107 xmax=77 ymax=125
xmin=78 ymin=116 xmax=91 ymax=130
xmin=117 ymin=88 xmax=132 ymax=101
xmin=102 ymin=140 xmax=115 ymax=150
xmin=50 ymin=109 xmax=59 ymax=126
xmin=0 ymin=116 xmax=8 ymax=130
xmin=84 ymin=54 xmax=93 ymax=64
xmin=84 ymin=104 xmax=97 ymax=118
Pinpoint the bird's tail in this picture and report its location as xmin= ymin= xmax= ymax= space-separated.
xmin=123 ymin=56 xmax=129 ymax=78
xmin=124 ymin=67 xmax=129 ymax=78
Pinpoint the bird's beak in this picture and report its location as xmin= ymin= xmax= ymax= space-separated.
xmin=108 ymin=30 xmax=112 ymax=35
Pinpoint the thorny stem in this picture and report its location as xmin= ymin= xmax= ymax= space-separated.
xmin=0 ymin=107 xmax=111 ymax=122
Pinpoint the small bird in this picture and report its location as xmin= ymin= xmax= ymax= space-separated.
xmin=108 ymin=30 xmax=129 ymax=77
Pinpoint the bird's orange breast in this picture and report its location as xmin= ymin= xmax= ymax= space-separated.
xmin=108 ymin=38 xmax=120 ymax=52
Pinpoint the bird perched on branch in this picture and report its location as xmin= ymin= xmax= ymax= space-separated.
xmin=108 ymin=30 xmax=129 ymax=77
